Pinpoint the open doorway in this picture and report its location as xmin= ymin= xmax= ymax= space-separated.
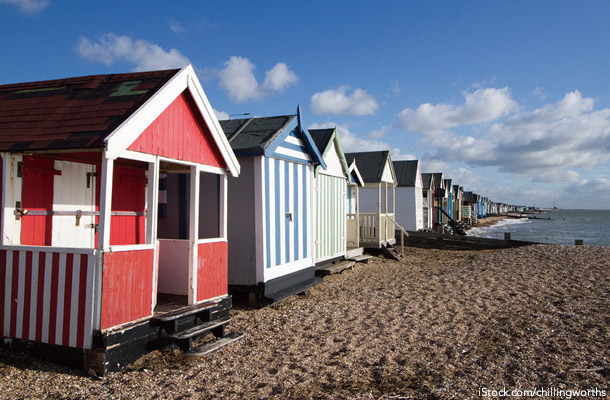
xmin=155 ymin=162 xmax=222 ymax=312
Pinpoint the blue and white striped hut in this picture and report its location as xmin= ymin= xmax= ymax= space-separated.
xmin=220 ymin=108 xmax=326 ymax=305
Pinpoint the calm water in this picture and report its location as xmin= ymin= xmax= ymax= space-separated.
xmin=468 ymin=209 xmax=610 ymax=247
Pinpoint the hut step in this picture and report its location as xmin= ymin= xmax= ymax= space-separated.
xmin=348 ymin=254 xmax=373 ymax=263
xmin=151 ymin=300 xmax=219 ymax=334
xmin=315 ymin=260 xmax=356 ymax=277
xmin=169 ymin=317 xmax=231 ymax=352
xmin=184 ymin=332 xmax=245 ymax=357
xmin=152 ymin=300 xmax=218 ymax=323
xmin=381 ymin=244 xmax=400 ymax=261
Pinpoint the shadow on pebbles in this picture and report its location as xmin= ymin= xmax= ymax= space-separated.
xmin=1 ymin=244 xmax=608 ymax=399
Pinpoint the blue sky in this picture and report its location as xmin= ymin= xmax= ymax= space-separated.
xmin=2 ymin=0 xmax=610 ymax=209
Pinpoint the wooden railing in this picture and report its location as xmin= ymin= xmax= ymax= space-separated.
xmin=359 ymin=213 xmax=395 ymax=244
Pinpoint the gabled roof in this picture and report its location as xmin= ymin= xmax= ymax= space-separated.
xmin=308 ymin=128 xmax=334 ymax=154
xmin=347 ymin=159 xmax=365 ymax=186
xmin=444 ymin=179 xmax=453 ymax=193
xmin=432 ymin=173 xmax=444 ymax=189
xmin=220 ymin=109 xmax=325 ymax=167
xmin=344 ymin=150 xmax=395 ymax=184
xmin=309 ymin=127 xmax=349 ymax=177
xmin=422 ymin=173 xmax=434 ymax=190
xmin=0 ymin=65 xmax=241 ymax=177
xmin=0 ymin=69 xmax=180 ymax=152
xmin=392 ymin=160 xmax=420 ymax=187
xmin=221 ymin=115 xmax=295 ymax=154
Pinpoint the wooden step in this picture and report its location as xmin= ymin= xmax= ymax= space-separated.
xmin=185 ymin=332 xmax=245 ymax=357
xmin=381 ymin=244 xmax=400 ymax=261
xmin=348 ymin=254 xmax=373 ymax=263
xmin=169 ymin=317 xmax=231 ymax=352
xmin=315 ymin=260 xmax=356 ymax=277
xmin=153 ymin=300 xmax=218 ymax=323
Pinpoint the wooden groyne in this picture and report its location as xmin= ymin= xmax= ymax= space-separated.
xmin=399 ymin=230 xmax=538 ymax=250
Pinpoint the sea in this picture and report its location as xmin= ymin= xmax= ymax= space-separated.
xmin=467 ymin=209 xmax=610 ymax=247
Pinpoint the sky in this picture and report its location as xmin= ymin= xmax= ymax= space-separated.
xmin=1 ymin=0 xmax=610 ymax=209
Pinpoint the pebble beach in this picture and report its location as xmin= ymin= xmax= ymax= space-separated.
xmin=1 ymin=244 xmax=608 ymax=399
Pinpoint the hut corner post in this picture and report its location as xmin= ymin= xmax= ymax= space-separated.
xmin=98 ymin=156 xmax=114 ymax=251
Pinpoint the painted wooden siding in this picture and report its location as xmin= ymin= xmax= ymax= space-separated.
xmin=262 ymin=157 xmax=310 ymax=269
xmin=52 ymin=161 xmax=96 ymax=248
xmin=0 ymin=249 xmax=96 ymax=349
xmin=110 ymin=166 xmax=147 ymax=246
xmin=196 ymin=241 xmax=228 ymax=302
xmin=314 ymin=173 xmax=346 ymax=261
xmin=101 ymin=249 xmax=154 ymax=330
xmin=269 ymin=131 xmax=312 ymax=165
xmin=395 ymin=187 xmax=424 ymax=231
xmin=128 ymin=92 xmax=226 ymax=168
xmin=21 ymin=157 xmax=56 ymax=246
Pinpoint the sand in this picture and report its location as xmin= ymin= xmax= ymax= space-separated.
xmin=1 ymin=244 xmax=608 ymax=399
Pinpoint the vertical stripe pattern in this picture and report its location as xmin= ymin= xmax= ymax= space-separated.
xmin=315 ymin=174 xmax=347 ymax=261
xmin=0 ymin=250 xmax=96 ymax=349
xmin=263 ymin=158 xmax=310 ymax=269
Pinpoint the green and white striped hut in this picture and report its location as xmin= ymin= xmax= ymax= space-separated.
xmin=309 ymin=128 xmax=352 ymax=265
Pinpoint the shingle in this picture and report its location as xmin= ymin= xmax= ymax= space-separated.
xmin=308 ymin=128 xmax=334 ymax=154
xmin=392 ymin=160 xmax=419 ymax=187
xmin=0 ymin=69 xmax=180 ymax=152
xmin=344 ymin=151 xmax=390 ymax=183
xmin=220 ymin=115 xmax=295 ymax=155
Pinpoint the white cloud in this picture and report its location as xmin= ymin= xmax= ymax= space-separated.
xmin=0 ymin=0 xmax=49 ymax=14
xmin=262 ymin=63 xmax=298 ymax=92
xmin=367 ymin=125 xmax=391 ymax=140
xmin=310 ymin=86 xmax=379 ymax=116
xmin=398 ymin=87 xmax=516 ymax=134
xmin=76 ymin=33 xmax=189 ymax=72
xmin=217 ymin=57 xmax=298 ymax=103
xmin=218 ymin=56 xmax=260 ymax=103
xmin=561 ymin=178 xmax=610 ymax=209
xmin=398 ymin=88 xmax=610 ymax=185
xmin=213 ymin=109 xmax=230 ymax=121
xmin=308 ymin=122 xmax=414 ymax=161
xmin=169 ymin=19 xmax=185 ymax=33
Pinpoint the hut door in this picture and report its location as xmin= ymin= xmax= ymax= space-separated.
xmin=20 ymin=157 xmax=57 ymax=246
xmin=51 ymin=161 xmax=97 ymax=248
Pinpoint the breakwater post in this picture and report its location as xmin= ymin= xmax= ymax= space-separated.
xmin=575 ymin=239 xmax=584 ymax=246
xmin=504 ymin=232 xmax=511 ymax=240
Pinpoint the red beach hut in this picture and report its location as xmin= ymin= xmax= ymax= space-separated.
xmin=0 ymin=65 xmax=240 ymax=374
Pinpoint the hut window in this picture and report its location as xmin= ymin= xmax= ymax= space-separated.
xmin=198 ymin=172 xmax=221 ymax=239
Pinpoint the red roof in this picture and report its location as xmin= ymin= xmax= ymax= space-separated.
xmin=0 ymin=69 xmax=180 ymax=152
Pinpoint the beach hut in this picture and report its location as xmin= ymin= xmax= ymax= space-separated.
xmin=431 ymin=173 xmax=445 ymax=231
xmin=462 ymin=191 xmax=473 ymax=225
xmin=392 ymin=160 xmax=424 ymax=231
xmin=344 ymin=151 xmax=396 ymax=248
xmin=444 ymin=179 xmax=453 ymax=224
xmin=0 ymin=66 xmax=241 ymax=374
xmin=453 ymin=185 xmax=463 ymax=222
xmin=345 ymin=159 xmax=365 ymax=253
xmin=220 ymin=111 xmax=325 ymax=305
xmin=308 ymin=128 xmax=353 ymax=264
xmin=421 ymin=173 xmax=436 ymax=230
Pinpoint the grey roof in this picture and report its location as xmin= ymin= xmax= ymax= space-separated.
xmin=421 ymin=173 xmax=434 ymax=190
xmin=344 ymin=151 xmax=390 ymax=183
xmin=463 ymin=191 xmax=473 ymax=202
xmin=219 ymin=115 xmax=295 ymax=155
xmin=392 ymin=160 xmax=419 ymax=187
xmin=308 ymin=128 xmax=334 ymax=155
xmin=432 ymin=173 xmax=444 ymax=188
